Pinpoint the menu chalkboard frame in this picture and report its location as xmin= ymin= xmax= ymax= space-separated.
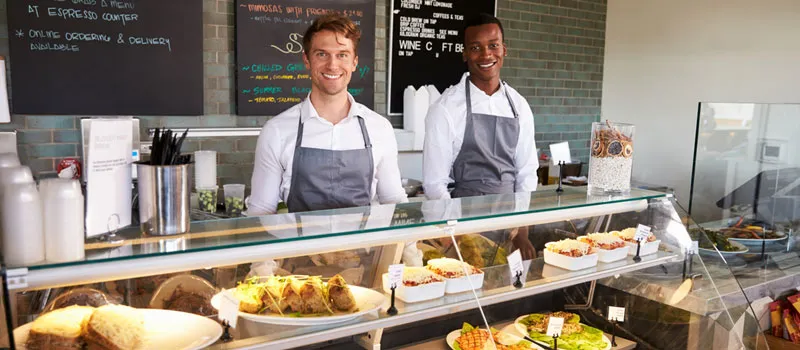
xmin=6 ymin=0 xmax=204 ymax=116
xmin=386 ymin=0 xmax=497 ymax=116
xmin=234 ymin=0 xmax=376 ymax=116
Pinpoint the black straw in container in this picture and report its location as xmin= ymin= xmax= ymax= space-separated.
xmin=149 ymin=128 xmax=191 ymax=166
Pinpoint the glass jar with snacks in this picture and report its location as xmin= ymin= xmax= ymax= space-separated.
xmin=588 ymin=121 xmax=635 ymax=195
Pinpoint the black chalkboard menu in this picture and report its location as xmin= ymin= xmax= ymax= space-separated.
xmin=6 ymin=1 xmax=203 ymax=116
xmin=388 ymin=0 xmax=496 ymax=115
xmin=235 ymin=0 xmax=375 ymax=116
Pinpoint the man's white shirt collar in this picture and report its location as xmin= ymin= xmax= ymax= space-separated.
xmin=460 ymin=72 xmax=508 ymax=100
xmin=300 ymin=92 xmax=360 ymax=124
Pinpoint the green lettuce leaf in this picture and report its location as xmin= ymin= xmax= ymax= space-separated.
xmin=461 ymin=322 xmax=476 ymax=334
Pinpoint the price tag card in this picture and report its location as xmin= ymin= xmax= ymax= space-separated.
xmin=546 ymin=316 xmax=565 ymax=337
xmin=219 ymin=290 xmax=241 ymax=328
xmin=608 ymin=306 xmax=625 ymax=322
xmin=388 ymin=264 xmax=405 ymax=289
xmin=634 ymin=224 xmax=652 ymax=242
xmin=508 ymin=249 xmax=524 ymax=280
xmin=689 ymin=241 xmax=699 ymax=254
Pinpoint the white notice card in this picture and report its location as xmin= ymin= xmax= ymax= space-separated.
xmin=608 ymin=306 xmax=625 ymax=322
xmin=86 ymin=119 xmax=132 ymax=238
xmin=219 ymin=290 xmax=241 ymax=328
xmin=546 ymin=316 xmax=565 ymax=337
xmin=634 ymin=224 xmax=652 ymax=242
xmin=508 ymin=249 xmax=524 ymax=283
xmin=388 ymin=264 xmax=405 ymax=289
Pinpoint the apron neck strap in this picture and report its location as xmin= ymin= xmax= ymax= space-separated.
xmin=356 ymin=115 xmax=372 ymax=148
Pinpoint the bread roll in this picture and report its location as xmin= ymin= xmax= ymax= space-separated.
xmin=283 ymin=278 xmax=305 ymax=313
xmin=84 ymin=305 xmax=144 ymax=350
xmin=233 ymin=282 xmax=264 ymax=314
xmin=327 ymin=274 xmax=356 ymax=311
xmin=298 ymin=277 xmax=329 ymax=314
xmin=262 ymin=277 xmax=289 ymax=313
xmin=26 ymin=305 xmax=95 ymax=350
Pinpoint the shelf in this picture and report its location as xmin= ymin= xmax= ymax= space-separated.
xmin=208 ymin=252 xmax=678 ymax=350
xmin=7 ymin=188 xmax=667 ymax=291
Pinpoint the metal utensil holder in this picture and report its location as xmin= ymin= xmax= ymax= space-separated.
xmin=136 ymin=162 xmax=191 ymax=235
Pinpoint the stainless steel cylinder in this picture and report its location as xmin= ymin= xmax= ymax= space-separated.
xmin=136 ymin=163 xmax=191 ymax=236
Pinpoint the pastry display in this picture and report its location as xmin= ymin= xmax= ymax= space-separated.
xmin=425 ymin=258 xmax=485 ymax=294
xmin=543 ymin=239 xmax=599 ymax=271
xmin=613 ymin=228 xmax=656 ymax=243
xmin=516 ymin=312 xmax=611 ymax=350
xmin=426 ymin=258 xmax=482 ymax=279
xmin=613 ymin=227 xmax=663 ymax=257
xmin=382 ymin=267 xmax=446 ymax=303
xmin=578 ymin=233 xmax=630 ymax=263
xmin=234 ymin=274 xmax=358 ymax=316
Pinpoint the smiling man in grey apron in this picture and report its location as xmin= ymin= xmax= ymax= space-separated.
xmin=248 ymin=15 xmax=422 ymax=272
xmin=423 ymin=13 xmax=538 ymax=260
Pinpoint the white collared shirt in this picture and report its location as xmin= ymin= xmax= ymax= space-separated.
xmin=423 ymin=73 xmax=539 ymax=200
xmin=248 ymin=94 xmax=408 ymax=216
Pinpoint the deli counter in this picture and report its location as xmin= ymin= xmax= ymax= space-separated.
xmin=0 ymin=188 xmax=765 ymax=349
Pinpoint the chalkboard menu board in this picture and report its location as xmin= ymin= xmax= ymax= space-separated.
xmin=236 ymin=0 xmax=375 ymax=116
xmin=388 ymin=0 xmax=496 ymax=115
xmin=6 ymin=1 xmax=203 ymax=116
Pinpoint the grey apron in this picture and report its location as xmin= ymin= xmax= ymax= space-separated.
xmin=448 ymin=79 xmax=521 ymax=265
xmin=281 ymin=112 xmax=376 ymax=285
xmin=450 ymin=79 xmax=520 ymax=198
xmin=286 ymin=112 xmax=375 ymax=213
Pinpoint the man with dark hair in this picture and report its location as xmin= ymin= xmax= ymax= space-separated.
xmin=423 ymin=13 xmax=538 ymax=259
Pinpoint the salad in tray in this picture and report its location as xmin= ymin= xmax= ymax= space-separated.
xmin=516 ymin=312 xmax=611 ymax=350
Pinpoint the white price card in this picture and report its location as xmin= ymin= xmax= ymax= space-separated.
xmin=689 ymin=241 xmax=699 ymax=254
xmin=608 ymin=306 xmax=625 ymax=322
xmin=219 ymin=290 xmax=241 ymax=328
xmin=508 ymin=249 xmax=524 ymax=280
xmin=634 ymin=224 xmax=652 ymax=242
xmin=388 ymin=264 xmax=405 ymax=289
xmin=546 ymin=316 xmax=565 ymax=337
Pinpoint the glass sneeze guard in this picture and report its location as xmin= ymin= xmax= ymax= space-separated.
xmin=11 ymin=187 xmax=667 ymax=271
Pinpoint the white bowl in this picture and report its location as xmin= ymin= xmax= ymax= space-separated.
xmin=595 ymin=246 xmax=630 ymax=263
xmin=381 ymin=273 xmax=446 ymax=303
xmin=625 ymin=240 xmax=661 ymax=256
xmin=543 ymin=248 xmax=598 ymax=271
xmin=442 ymin=272 xmax=485 ymax=294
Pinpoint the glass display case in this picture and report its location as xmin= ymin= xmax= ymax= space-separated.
xmin=1 ymin=187 xmax=763 ymax=349
xmin=689 ymin=102 xmax=800 ymax=349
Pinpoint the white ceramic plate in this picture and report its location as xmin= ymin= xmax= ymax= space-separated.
xmin=698 ymin=240 xmax=749 ymax=255
xmin=727 ymin=231 xmax=788 ymax=245
xmin=514 ymin=314 xmax=612 ymax=350
xmin=14 ymin=309 xmax=222 ymax=350
xmin=148 ymin=275 xmax=217 ymax=310
xmin=446 ymin=328 xmax=538 ymax=349
xmin=211 ymin=286 xmax=384 ymax=326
